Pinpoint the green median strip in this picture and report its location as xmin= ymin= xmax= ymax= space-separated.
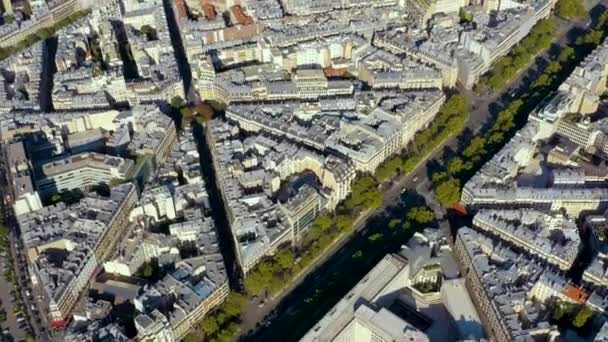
xmin=431 ymin=11 xmax=608 ymax=209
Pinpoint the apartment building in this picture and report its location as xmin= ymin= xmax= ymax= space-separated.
xmin=36 ymin=152 xmax=134 ymax=197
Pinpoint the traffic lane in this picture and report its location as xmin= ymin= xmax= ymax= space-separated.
xmin=9 ymin=235 xmax=46 ymax=340
xmin=0 ymin=253 xmax=26 ymax=341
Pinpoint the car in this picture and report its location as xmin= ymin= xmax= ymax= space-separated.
xmin=258 ymin=302 xmax=265 ymax=308
xmin=412 ymin=176 xmax=418 ymax=182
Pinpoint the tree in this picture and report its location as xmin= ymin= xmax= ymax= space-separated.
xmin=552 ymin=301 xmax=573 ymax=321
xmin=447 ymin=157 xmax=465 ymax=175
xmin=346 ymin=176 xmax=383 ymax=210
xmin=223 ymin=292 xmax=246 ymax=317
xmin=36 ymin=28 xmax=53 ymax=40
xmin=481 ymin=19 xmax=556 ymax=91
xmin=388 ymin=218 xmax=402 ymax=229
xmin=244 ymin=271 xmax=268 ymax=296
xmin=181 ymin=106 xmax=194 ymax=123
xmin=142 ymin=262 xmax=154 ymax=278
xmin=216 ymin=323 xmax=240 ymax=342
xmin=50 ymin=194 xmax=62 ymax=204
xmin=201 ymin=316 xmax=219 ymax=336
xmin=352 ymin=250 xmax=363 ymax=259
xmin=407 ymin=207 xmax=434 ymax=224
xmin=335 ymin=214 xmax=355 ymax=232
xmin=375 ymin=157 xmax=400 ymax=182
xmin=598 ymin=10 xmax=608 ymax=28
xmin=182 ymin=333 xmax=200 ymax=342
xmin=170 ymin=96 xmax=186 ymax=110
xmin=313 ymin=214 xmax=334 ymax=232
xmin=572 ymin=306 xmax=593 ymax=328
xmin=545 ymin=61 xmax=562 ymax=74
xmin=488 ymin=131 xmax=504 ymax=144
xmin=459 ymin=8 xmax=473 ymax=23
xmin=0 ymin=225 xmax=8 ymax=239
xmin=275 ymin=249 xmax=295 ymax=270
xmin=462 ymin=136 xmax=487 ymax=160
xmin=558 ymin=47 xmax=575 ymax=62
xmin=244 ymin=262 xmax=274 ymax=296
xmin=577 ymin=30 xmax=604 ymax=45
xmin=194 ymin=103 xmax=215 ymax=123
xmin=556 ymin=0 xmax=585 ymax=18
xmin=139 ymin=24 xmax=158 ymax=40
xmin=493 ymin=100 xmax=522 ymax=132
xmin=531 ymin=73 xmax=552 ymax=89
xmin=431 ymin=171 xmax=449 ymax=185
xmin=93 ymin=182 xmax=111 ymax=197
xmin=402 ymin=221 xmax=412 ymax=231
xmin=434 ymin=178 xmax=461 ymax=208
xmin=368 ymin=233 xmax=383 ymax=242
xmin=402 ymin=156 xmax=419 ymax=173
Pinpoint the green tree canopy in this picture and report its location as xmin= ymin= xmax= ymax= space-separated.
xmin=368 ymin=233 xmax=383 ymax=242
xmin=313 ymin=214 xmax=334 ymax=231
xmin=447 ymin=157 xmax=465 ymax=175
xmin=201 ymin=317 xmax=219 ymax=336
xmin=335 ymin=214 xmax=355 ymax=232
xmin=572 ymin=306 xmax=594 ymax=328
xmin=346 ymin=176 xmax=383 ymax=210
xmin=407 ymin=207 xmax=435 ymax=224
xmin=388 ymin=218 xmax=402 ymax=229
xmin=462 ymin=136 xmax=487 ymax=160
xmin=170 ymin=96 xmax=186 ymax=109
xmin=140 ymin=24 xmax=158 ymax=40
xmin=141 ymin=262 xmax=154 ymax=278
xmin=375 ymin=157 xmax=401 ymax=182
xmin=182 ymin=334 xmax=200 ymax=342
xmin=223 ymin=292 xmax=247 ymax=317
xmin=558 ymin=47 xmax=575 ymax=62
xmin=275 ymin=249 xmax=295 ymax=270
xmin=434 ymin=178 xmax=461 ymax=208
xmin=556 ymin=0 xmax=586 ymax=18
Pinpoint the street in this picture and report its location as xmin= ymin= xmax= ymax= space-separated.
xmin=0 ymin=138 xmax=48 ymax=342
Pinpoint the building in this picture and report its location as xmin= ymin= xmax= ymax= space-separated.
xmin=134 ymin=257 xmax=229 ymax=341
xmin=454 ymin=227 xmax=561 ymax=342
xmin=36 ymin=152 xmax=134 ymax=198
xmin=135 ymin=310 xmax=175 ymax=342
xmin=2 ymin=140 xmax=42 ymax=215
xmin=17 ymin=184 xmax=137 ymax=328
xmin=279 ymin=184 xmax=323 ymax=241
xmin=472 ymin=209 xmax=581 ymax=270
xmin=301 ymin=229 xmax=483 ymax=342
xmin=129 ymin=106 xmax=178 ymax=166
xmin=207 ymin=121 xmax=355 ymax=273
